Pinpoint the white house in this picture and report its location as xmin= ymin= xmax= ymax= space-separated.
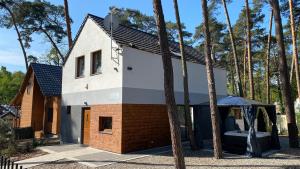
xmin=61 ymin=14 xmax=227 ymax=153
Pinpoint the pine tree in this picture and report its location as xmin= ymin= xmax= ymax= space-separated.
xmin=172 ymin=0 xmax=198 ymax=150
xmin=153 ymin=0 xmax=186 ymax=168
xmin=201 ymin=0 xmax=223 ymax=159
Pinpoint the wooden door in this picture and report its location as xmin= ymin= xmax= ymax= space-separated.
xmin=83 ymin=108 xmax=91 ymax=145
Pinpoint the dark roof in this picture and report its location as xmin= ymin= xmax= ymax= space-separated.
xmin=64 ymin=14 xmax=222 ymax=67
xmin=0 ymin=105 xmax=18 ymax=118
xmin=10 ymin=63 xmax=62 ymax=106
xmin=31 ymin=63 xmax=62 ymax=96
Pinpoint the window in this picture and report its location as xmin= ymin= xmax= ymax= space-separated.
xmin=91 ymin=51 xmax=102 ymax=75
xmin=67 ymin=106 xmax=71 ymax=115
xmin=76 ymin=56 xmax=85 ymax=77
xmin=99 ymin=116 xmax=112 ymax=133
xmin=47 ymin=108 xmax=53 ymax=123
xmin=26 ymin=82 xmax=32 ymax=95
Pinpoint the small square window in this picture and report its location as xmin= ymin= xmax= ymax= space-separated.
xmin=67 ymin=106 xmax=71 ymax=115
xmin=76 ymin=56 xmax=85 ymax=78
xmin=91 ymin=51 xmax=102 ymax=75
xmin=99 ymin=116 xmax=112 ymax=133
xmin=47 ymin=108 xmax=53 ymax=123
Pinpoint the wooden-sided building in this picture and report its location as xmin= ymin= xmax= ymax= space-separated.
xmin=0 ymin=105 xmax=20 ymax=128
xmin=11 ymin=63 xmax=62 ymax=138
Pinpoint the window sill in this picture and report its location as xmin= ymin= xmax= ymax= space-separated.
xmin=75 ymin=75 xmax=85 ymax=79
xmin=100 ymin=130 xmax=112 ymax=135
xmin=90 ymin=72 xmax=102 ymax=76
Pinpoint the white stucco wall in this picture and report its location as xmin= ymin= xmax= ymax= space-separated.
xmin=62 ymin=18 xmax=123 ymax=105
xmin=62 ymin=17 xmax=227 ymax=106
xmin=122 ymin=47 xmax=227 ymax=104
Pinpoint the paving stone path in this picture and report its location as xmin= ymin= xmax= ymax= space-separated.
xmin=16 ymin=144 xmax=171 ymax=168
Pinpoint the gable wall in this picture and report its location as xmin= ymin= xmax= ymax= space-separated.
xmin=62 ymin=18 xmax=123 ymax=106
xmin=19 ymin=73 xmax=35 ymax=128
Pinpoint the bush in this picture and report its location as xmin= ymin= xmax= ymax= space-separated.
xmin=0 ymin=119 xmax=16 ymax=157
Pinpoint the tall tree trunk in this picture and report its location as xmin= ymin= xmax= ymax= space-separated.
xmin=2 ymin=4 xmax=28 ymax=70
xmin=230 ymin=59 xmax=236 ymax=95
xmin=172 ymin=0 xmax=198 ymax=150
xmin=269 ymin=0 xmax=299 ymax=148
xmin=266 ymin=10 xmax=273 ymax=104
xmin=201 ymin=0 xmax=223 ymax=159
xmin=290 ymin=57 xmax=294 ymax=83
xmin=243 ymin=41 xmax=248 ymax=97
xmin=221 ymin=0 xmax=243 ymax=97
xmin=41 ymin=29 xmax=65 ymax=63
xmin=257 ymin=67 xmax=263 ymax=101
xmin=64 ymin=0 xmax=73 ymax=48
xmin=245 ymin=0 xmax=255 ymax=100
xmin=276 ymin=73 xmax=285 ymax=114
xmin=152 ymin=0 xmax=186 ymax=168
xmin=289 ymin=0 xmax=300 ymax=99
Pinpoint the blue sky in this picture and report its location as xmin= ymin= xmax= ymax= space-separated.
xmin=0 ymin=0 xmax=272 ymax=72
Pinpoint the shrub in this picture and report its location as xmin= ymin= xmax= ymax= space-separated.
xmin=0 ymin=119 xmax=16 ymax=156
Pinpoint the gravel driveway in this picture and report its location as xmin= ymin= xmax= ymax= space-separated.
xmin=31 ymin=137 xmax=300 ymax=169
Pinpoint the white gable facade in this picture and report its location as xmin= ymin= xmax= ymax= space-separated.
xmin=60 ymin=15 xmax=227 ymax=154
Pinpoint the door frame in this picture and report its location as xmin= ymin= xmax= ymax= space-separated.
xmin=81 ymin=107 xmax=91 ymax=145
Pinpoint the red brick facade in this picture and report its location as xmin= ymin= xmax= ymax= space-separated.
xmin=90 ymin=105 xmax=123 ymax=153
xmin=89 ymin=104 xmax=171 ymax=153
xmin=121 ymin=104 xmax=171 ymax=153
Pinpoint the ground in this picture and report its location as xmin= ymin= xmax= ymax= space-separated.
xmin=10 ymin=149 xmax=48 ymax=162
xmin=16 ymin=136 xmax=300 ymax=169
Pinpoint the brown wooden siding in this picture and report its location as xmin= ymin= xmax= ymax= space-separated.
xmin=52 ymin=96 xmax=61 ymax=134
xmin=19 ymin=71 xmax=61 ymax=136
xmin=31 ymin=76 xmax=44 ymax=131
xmin=19 ymin=73 xmax=34 ymax=128
xmin=46 ymin=96 xmax=61 ymax=134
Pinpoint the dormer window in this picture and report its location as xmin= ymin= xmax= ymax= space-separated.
xmin=91 ymin=50 xmax=102 ymax=75
xmin=76 ymin=56 xmax=85 ymax=78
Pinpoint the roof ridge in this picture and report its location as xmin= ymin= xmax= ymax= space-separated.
xmin=30 ymin=62 xmax=62 ymax=68
xmin=63 ymin=13 xmax=224 ymax=69
xmin=88 ymin=13 xmax=157 ymax=38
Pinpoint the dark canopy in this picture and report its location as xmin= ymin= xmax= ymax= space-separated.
xmin=218 ymin=96 xmax=267 ymax=106
xmin=217 ymin=96 xmax=280 ymax=157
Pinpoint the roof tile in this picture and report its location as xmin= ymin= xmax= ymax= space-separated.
xmin=31 ymin=63 xmax=62 ymax=96
xmin=88 ymin=14 xmax=206 ymax=64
